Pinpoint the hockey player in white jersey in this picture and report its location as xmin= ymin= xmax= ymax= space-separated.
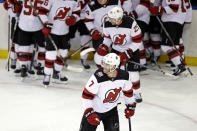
xmin=79 ymin=53 xmax=136 ymax=131
xmin=131 ymin=0 xmax=152 ymax=70
xmin=38 ymin=0 xmax=80 ymax=86
xmin=3 ymin=0 xmax=19 ymax=70
xmin=179 ymin=0 xmax=192 ymax=62
xmin=84 ymin=0 xmax=132 ymax=66
xmin=66 ymin=0 xmax=92 ymax=69
xmin=8 ymin=0 xmax=46 ymax=78
xmin=95 ymin=6 xmax=143 ymax=103
xmin=151 ymin=0 xmax=187 ymax=76
xmin=146 ymin=0 xmax=162 ymax=64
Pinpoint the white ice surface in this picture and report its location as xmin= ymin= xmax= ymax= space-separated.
xmin=0 ymin=60 xmax=197 ymax=131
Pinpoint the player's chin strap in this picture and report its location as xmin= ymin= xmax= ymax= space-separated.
xmin=128 ymin=61 xmax=178 ymax=78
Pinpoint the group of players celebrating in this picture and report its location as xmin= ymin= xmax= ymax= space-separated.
xmin=3 ymin=0 xmax=192 ymax=130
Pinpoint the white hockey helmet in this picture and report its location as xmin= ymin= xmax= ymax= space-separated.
xmin=102 ymin=53 xmax=120 ymax=72
xmin=108 ymin=6 xmax=123 ymax=24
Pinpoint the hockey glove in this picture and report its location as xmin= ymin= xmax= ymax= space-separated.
xmin=42 ymin=22 xmax=53 ymax=38
xmin=65 ymin=16 xmax=76 ymax=26
xmin=90 ymin=29 xmax=102 ymax=40
xmin=14 ymin=2 xmax=22 ymax=14
xmin=84 ymin=108 xmax=100 ymax=126
xmin=3 ymin=1 xmax=9 ymax=11
xmin=118 ymin=49 xmax=133 ymax=63
xmin=97 ymin=44 xmax=109 ymax=56
xmin=132 ymin=10 xmax=138 ymax=19
xmin=125 ymin=103 xmax=136 ymax=119
xmin=150 ymin=6 xmax=165 ymax=16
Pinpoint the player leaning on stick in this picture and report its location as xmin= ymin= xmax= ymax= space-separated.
xmin=38 ymin=0 xmax=80 ymax=86
xmin=95 ymin=6 xmax=143 ymax=103
xmin=79 ymin=53 xmax=136 ymax=131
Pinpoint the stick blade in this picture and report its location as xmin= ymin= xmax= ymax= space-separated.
xmin=80 ymin=48 xmax=95 ymax=57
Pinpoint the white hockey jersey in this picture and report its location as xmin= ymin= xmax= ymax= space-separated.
xmin=161 ymin=0 xmax=186 ymax=24
xmin=84 ymin=0 xmax=132 ymax=34
xmin=5 ymin=0 xmax=17 ymax=18
xmin=82 ymin=68 xmax=135 ymax=113
xmin=184 ymin=0 xmax=192 ymax=23
xmin=15 ymin=0 xmax=44 ymax=32
xmin=102 ymin=16 xmax=142 ymax=53
xmin=131 ymin=0 xmax=151 ymax=24
xmin=39 ymin=0 xmax=80 ymax=35
xmin=78 ymin=0 xmax=90 ymax=19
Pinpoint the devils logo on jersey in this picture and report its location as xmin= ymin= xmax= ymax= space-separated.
xmin=54 ymin=7 xmax=71 ymax=21
xmin=103 ymin=88 xmax=122 ymax=103
xmin=113 ymin=34 xmax=127 ymax=45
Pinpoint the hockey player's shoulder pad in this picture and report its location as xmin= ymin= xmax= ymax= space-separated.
xmin=116 ymin=69 xmax=129 ymax=81
xmin=119 ymin=15 xmax=134 ymax=29
xmin=104 ymin=21 xmax=113 ymax=28
xmin=94 ymin=68 xmax=106 ymax=83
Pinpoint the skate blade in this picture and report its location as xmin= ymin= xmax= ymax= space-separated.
xmin=44 ymin=85 xmax=48 ymax=88
xmin=52 ymin=79 xmax=68 ymax=84
xmin=34 ymin=75 xmax=44 ymax=80
xmin=66 ymin=66 xmax=83 ymax=72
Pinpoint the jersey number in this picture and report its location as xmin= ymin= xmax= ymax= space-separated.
xmin=24 ymin=0 xmax=43 ymax=16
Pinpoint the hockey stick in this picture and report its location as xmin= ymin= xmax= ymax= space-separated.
xmin=80 ymin=47 xmax=95 ymax=57
xmin=7 ymin=16 xmax=11 ymax=71
xmin=29 ymin=0 xmax=84 ymax=72
xmin=5 ymin=16 xmax=18 ymax=71
xmin=128 ymin=61 xmax=176 ymax=78
xmin=155 ymin=16 xmax=193 ymax=76
xmin=67 ymin=39 xmax=92 ymax=59
xmin=128 ymin=118 xmax=132 ymax=131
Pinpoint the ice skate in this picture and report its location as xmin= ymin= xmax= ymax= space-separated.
xmin=52 ymin=70 xmax=68 ymax=84
xmin=81 ymin=59 xmax=90 ymax=69
xmin=134 ymin=93 xmax=143 ymax=103
xmin=172 ymin=64 xmax=186 ymax=76
xmin=11 ymin=59 xmax=17 ymax=69
xmin=43 ymin=75 xmax=51 ymax=88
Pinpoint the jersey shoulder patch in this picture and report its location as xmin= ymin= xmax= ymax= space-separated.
xmin=94 ymin=68 xmax=129 ymax=83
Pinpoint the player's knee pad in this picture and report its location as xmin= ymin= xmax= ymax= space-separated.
xmin=161 ymin=45 xmax=179 ymax=54
xmin=129 ymin=71 xmax=140 ymax=82
xmin=18 ymin=45 xmax=30 ymax=52
xmin=59 ymin=49 xmax=68 ymax=58
xmin=45 ymin=51 xmax=57 ymax=60
xmin=38 ymin=46 xmax=46 ymax=52
xmin=150 ymin=34 xmax=161 ymax=42
xmin=161 ymin=45 xmax=172 ymax=53
xmin=29 ymin=44 xmax=34 ymax=53
xmin=143 ymin=32 xmax=149 ymax=42
xmin=139 ymin=43 xmax=145 ymax=50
